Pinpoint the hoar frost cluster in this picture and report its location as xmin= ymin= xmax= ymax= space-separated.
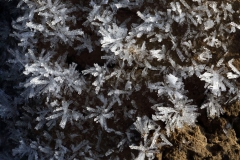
xmin=1 ymin=0 xmax=240 ymax=159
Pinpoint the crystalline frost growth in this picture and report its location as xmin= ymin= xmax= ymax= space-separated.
xmin=152 ymin=96 xmax=199 ymax=136
xmin=99 ymin=23 xmax=128 ymax=53
xmin=82 ymin=64 xmax=108 ymax=94
xmin=130 ymin=116 xmax=172 ymax=160
xmin=199 ymin=65 xmax=227 ymax=97
xmin=227 ymin=59 xmax=240 ymax=79
xmin=23 ymin=50 xmax=85 ymax=98
xmin=201 ymin=94 xmax=224 ymax=118
xmin=46 ymin=100 xmax=83 ymax=129
xmin=25 ymin=0 xmax=83 ymax=46
xmin=148 ymin=74 xmax=186 ymax=99
xmin=86 ymin=95 xmax=116 ymax=132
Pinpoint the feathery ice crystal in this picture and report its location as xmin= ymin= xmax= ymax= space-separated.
xmin=1 ymin=0 xmax=240 ymax=159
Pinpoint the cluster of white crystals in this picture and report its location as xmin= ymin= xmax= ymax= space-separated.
xmin=1 ymin=0 xmax=240 ymax=159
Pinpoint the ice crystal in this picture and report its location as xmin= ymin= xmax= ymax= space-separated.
xmin=227 ymin=59 xmax=240 ymax=79
xmin=23 ymin=50 xmax=85 ymax=98
xmin=199 ymin=65 xmax=227 ymax=96
xmin=152 ymin=96 xmax=199 ymax=136
xmin=148 ymin=74 xmax=186 ymax=99
xmin=130 ymin=116 xmax=172 ymax=160
xmin=82 ymin=64 xmax=108 ymax=94
xmin=86 ymin=95 xmax=115 ymax=132
xmin=46 ymin=100 xmax=83 ymax=129
xmin=99 ymin=23 xmax=128 ymax=53
xmin=201 ymin=94 xmax=224 ymax=118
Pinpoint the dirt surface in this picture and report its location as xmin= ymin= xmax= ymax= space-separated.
xmin=161 ymin=120 xmax=240 ymax=160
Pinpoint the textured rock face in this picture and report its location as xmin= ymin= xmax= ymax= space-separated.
xmin=1 ymin=0 xmax=240 ymax=159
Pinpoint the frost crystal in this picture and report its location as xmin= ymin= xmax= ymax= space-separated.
xmin=99 ymin=23 xmax=128 ymax=53
xmin=130 ymin=117 xmax=172 ymax=160
xmin=227 ymin=59 xmax=240 ymax=79
xmin=198 ymin=47 xmax=212 ymax=61
xmin=204 ymin=19 xmax=214 ymax=30
xmin=46 ymin=100 xmax=76 ymax=129
xmin=133 ymin=116 xmax=158 ymax=142
xmin=23 ymin=50 xmax=85 ymax=98
xmin=82 ymin=64 xmax=108 ymax=94
xmin=148 ymin=74 xmax=186 ymax=99
xmin=152 ymin=96 xmax=199 ymax=136
xmin=199 ymin=66 xmax=227 ymax=96
xmin=201 ymin=94 xmax=224 ymax=118
xmin=86 ymin=95 xmax=115 ymax=132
